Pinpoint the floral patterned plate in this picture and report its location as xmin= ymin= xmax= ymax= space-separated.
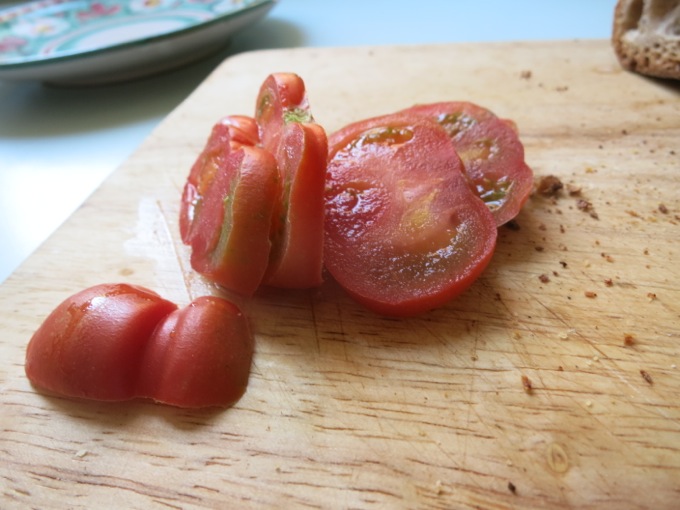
xmin=0 ymin=0 xmax=276 ymax=84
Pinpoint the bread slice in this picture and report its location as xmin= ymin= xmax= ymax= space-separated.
xmin=612 ymin=0 xmax=680 ymax=79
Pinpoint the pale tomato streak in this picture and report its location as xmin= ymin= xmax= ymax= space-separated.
xmin=256 ymin=73 xmax=327 ymax=288
xmin=189 ymin=146 xmax=280 ymax=296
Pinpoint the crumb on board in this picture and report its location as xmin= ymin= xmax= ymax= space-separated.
xmin=520 ymin=70 xmax=532 ymax=80
xmin=604 ymin=278 xmax=614 ymax=287
xmin=508 ymin=481 xmax=517 ymax=494
xmin=75 ymin=449 xmax=89 ymax=458
xmin=566 ymin=183 xmax=582 ymax=196
xmin=659 ymin=203 xmax=668 ymax=214
xmin=640 ymin=370 xmax=653 ymax=385
xmin=536 ymin=175 xmax=563 ymax=196
xmin=624 ymin=334 xmax=636 ymax=346
xmin=647 ymin=292 xmax=657 ymax=301
xmin=584 ymin=291 xmax=597 ymax=298
xmin=538 ymin=273 xmax=550 ymax=283
xmin=601 ymin=252 xmax=614 ymax=262
xmin=521 ymin=375 xmax=533 ymax=394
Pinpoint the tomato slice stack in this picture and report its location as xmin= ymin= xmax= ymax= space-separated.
xmin=324 ymin=113 xmax=498 ymax=316
xmin=179 ymin=73 xmax=327 ymax=295
xmin=178 ymin=75 xmax=533 ymax=312
xmin=255 ymin=73 xmax=328 ymax=288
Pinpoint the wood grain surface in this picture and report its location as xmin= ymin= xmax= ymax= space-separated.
xmin=1 ymin=40 xmax=679 ymax=509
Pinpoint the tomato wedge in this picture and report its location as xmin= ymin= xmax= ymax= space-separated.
xmin=188 ymin=145 xmax=280 ymax=296
xmin=25 ymin=284 xmax=255 ymax=408
xmin=180 ymin=115 xmax=259 ymax=244
xmin=25 ymin=284 xmax=178 ymax=401
xmin=255 ymin=73 xmax=327 ymax=288
xmin=400 ymin=102 xmax=533 ymax=226
xmin=137 ymin=296 xmax=253 ymax=408
xmin=325 ymin=113 xmax=497 ymax=317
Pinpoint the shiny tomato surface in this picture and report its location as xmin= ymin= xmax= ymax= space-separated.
xmin=325 ymin=113 xmax=497 ymax=316
xmin=25 ymin=284 xmax=255 ymax=408
xmin=400 ymin=102 xmax=533 ymax=226
xmin=138 ymin=296 xmax=254 ymax=408
xmin=25 ymin=284 xmax=177 ymax=401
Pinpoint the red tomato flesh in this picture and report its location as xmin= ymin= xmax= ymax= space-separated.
xmin=137 ymin=296 xmax=253 ymax=408
xmin=400 ymin=102 xmax=533 ymax=226
xmin=188 ymin=145 xmax=280 ymax=296
xmin=255 ymin=73 xmax=327 ymax=288
xmin=325 ymin=113 xmax=498 ymax=317
xmin=25 ymin=284 xmax=255 ymax=408
xmin=25 ymin=284 xmax=177 ymax=401
xmin=180 ymin=115 xmax=260 ymax=244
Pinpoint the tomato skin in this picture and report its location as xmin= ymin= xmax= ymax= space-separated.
xmin=180 ymin=116 xmax=260 ymax=244
xmin=263 ymin=121 xmax=328 ymax=288
xmin=325 ymin=113 xmax=497 ymax=317
xmin=137 ymin=296 xmax=254 ymax=409
xmin=25 ymin=284 xmax=177 ymax=401
xmin=189 ymin=145 xmax=280 ymax=296
xmin=255 ymin=73 xmax=327 ymax=288
xmin=400 ymin=102 xmax=533 ymax=226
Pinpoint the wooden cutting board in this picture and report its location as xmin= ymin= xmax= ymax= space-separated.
xmin=1 ymin=40 xmax=679 ymax=509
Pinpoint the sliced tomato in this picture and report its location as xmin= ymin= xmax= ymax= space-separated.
xmin=189 ymin=145 xmax=280 ymax=296
xmin=25 ymin=284 xmax=177 ymax=401
xmin=325 ymin=113 xmax=497 ymax=317
xmin=137 ymin=296 xmax=254 ymax=408
xmin=180 ymin=115 xmax=260 ymax=244
xmin=400 ymin=102 xmax=533 ymax=226
xmin=25 ymin=284 xmax=254 ymax=408
xmin=255 ymin=73 xmax=327 ymax=288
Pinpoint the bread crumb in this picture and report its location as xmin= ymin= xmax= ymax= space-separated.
xmin=75 ymin=449 xmax=88 ymax=458
xmin=585 ymin=400 xmax=593 ymax=407
xmin=585 ymin=291 xmax=597 ymax=298
xmin=435 ymin=479 xmax=443 ymax=495
xmin=536 ymin=175 xmax=563 ymax=197
xmin=604 ymin=278 xmax=614 ymax=287
xmin=647 ymin=292 xmax=657 ymax=301
xmin=658 ymin=204 xmax=668 ymax=214
xmin=624 ymin=334 xmax=635 ymax=346
xmin=508 ymin=481 xmax=517 ymax=494
xmin=640 ymin=370 xmax=653 ymax=385
xmin=520 ymin=70 xmax=532 ymax=79
xmin=521 ymin=375 xmax=533 ymax=394
xmin=538 ymin=273 xmax=550 ymax=283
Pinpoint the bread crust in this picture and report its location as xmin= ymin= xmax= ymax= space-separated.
xmin=612 ymin=0 xmax=680 ymax=80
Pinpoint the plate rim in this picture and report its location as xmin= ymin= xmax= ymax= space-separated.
xmin=0 ymin=0 xmax=277 ymax=71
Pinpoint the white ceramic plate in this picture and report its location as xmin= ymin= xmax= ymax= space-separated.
xmin=0 ymin=0 xmax=276 ymax=85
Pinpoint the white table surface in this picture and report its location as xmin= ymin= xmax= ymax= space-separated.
xmin=0 ymin=0 xmax=618 ymax=284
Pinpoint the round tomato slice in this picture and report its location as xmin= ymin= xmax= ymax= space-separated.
xmin=400 ymin=102 xmax=533 ymax=226
xmin=180 ymin=115 xmax=260 ymax=244
xmin=189 ymin=145 xmax=280 ymax=296
xmin=137 ymin=296 xmax=254 ymax=409
xmin=255 ymin=73 xmax=327 ymax=288
xmin=25 ymin=284 xmax=177 ymax=401
xmin=325 ymin=113 xmax=497 ymax=317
